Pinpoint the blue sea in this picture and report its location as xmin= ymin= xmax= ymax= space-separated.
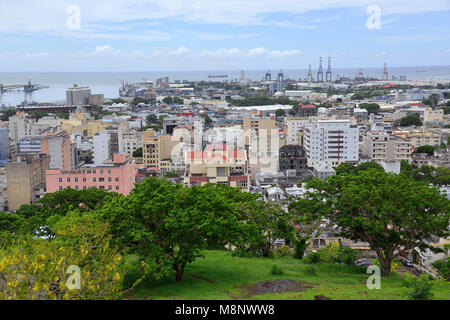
xmin=1 ymin=66 xmax=450 ymax=106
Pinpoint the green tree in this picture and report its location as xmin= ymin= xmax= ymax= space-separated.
xmin=203 ymin=114 xmax=213 ymax=126
xmin=237 ymin=200 xmax=295 ymax=257
xmin=295 ymin=169 xmax=449 ymax=276
xmin=422 ymin=94 xmax=440 ymax=108
xmin=359 ymin=103 xmax=381 ymax=114
xmin=101 ymin=178 xmax=244 ymax=282
xmin=16 ymin=188 xmax=120 ymax=238
xmin=400 ymin=160 xmax=413 ymax=177
xmin=0 ymin=109 xmax=17 ymax=121
xmin=172 ymin=97 xmax=184 ymax=105
xmin=275 ymin=109 xmax=286 ymax=117
xmin=162 ymin=97 xmax=173 ymax=104
xmin=146 ymin=114 xmax=157 ymax=124
xmin=132 ymin=147 xmax=143 ymax=158
xmin=414 ymin=145 xmax=435 ymax=156
xmin=132 ymin=97 xmax=149 ymax=107
xmin=400 ymin=114 xmax=423 ymax=127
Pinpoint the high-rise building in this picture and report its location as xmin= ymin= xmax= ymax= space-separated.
xmin=6 ymin=153 xmax=50 ymax=211
xmin=243 ymin=112 xmax=280 ymax=180
xmin=66 ymin=84 xmax=91 ymax=106
xmin=142 ymin=129 xmax=178 ymax=170
xmin=17 ymin=132 xmax=77 ymax=170
xmin=0 ymin=127 xmax=10 ymax=165
xmin=303 ymin=120 xmax=359 ymax=167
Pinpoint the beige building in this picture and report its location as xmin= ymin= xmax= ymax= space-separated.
xmin=184 ymin=144 xmax=250 ymax=191
xmin=284 ymin=117 xmax=308 ymax=145
xmin=362 ymin=132 xmax=413 ymax=162
xmin=142 ymin=130 xmax=179 ymax=170
xmin=393 ymin=130 xmax=441 ymax=147
xmin=424 ymin=108 xmax=444 ymax=124
xmin=6 ymin=153 xmax=50 ymax=211
xmin=243 ymin=111 xmax=280 ymax=180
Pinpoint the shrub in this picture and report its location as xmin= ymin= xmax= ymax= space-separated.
xmin=274 ymin=245 xmax=292 ymax=257
xmin=294 ymin=238 xmax=308 ymax=260
xmin=306 ymin=251 xmax=321 ymax=264
xmin=403 ymin=274 xmax=434 ymax=300
xmin=319 ymin=242 xmax=340 ymax=263
xmin=337 ymin=246 xmax=359 ymax=265
xmin=270 ymin=264 xmax=284 ymax=276
xmin=304 ymin=264 xmax=317 ymax=276
xmin=432 ymin=258 xmax=449 ymax=281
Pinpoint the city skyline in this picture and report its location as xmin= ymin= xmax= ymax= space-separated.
xmin=0 ymin=1 xmax=449 ymax=71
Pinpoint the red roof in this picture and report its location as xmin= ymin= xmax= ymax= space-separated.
xmin=300 ymin=104 xmax=316 ymax=109
xmin=407 ymin=103 xmax=425 ymax=106
xmin=229 ymin=176 xmax=248 ymax=182
xmin=190 ymin=176 xmax=209 ymax=183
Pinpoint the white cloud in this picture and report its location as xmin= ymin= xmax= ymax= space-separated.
xmin=0 ymin=0 xmax=449 ymax=36
xmin=169 ymin=47 xmax=191 ymax=57
xmin=197 ymin=33 xmax=258 ymax=40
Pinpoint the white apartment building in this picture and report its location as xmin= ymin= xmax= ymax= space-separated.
xmin=362 ymin=131 xmax=413 ymax=163
xmin=123 ymin=130 xmax=144 ymax=157
xmin=284 ymin=117 xmax=309 ymax=145
xmin=303 ymin=120 xmax=359 ymax=167
xmin=8 ymin=113 xmax=37 ymax=142
xmin=93 ymin=131 xmax=111 ymax=164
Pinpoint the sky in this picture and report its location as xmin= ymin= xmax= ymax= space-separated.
xmin=0 ymin=0 xmax=449 ymax=72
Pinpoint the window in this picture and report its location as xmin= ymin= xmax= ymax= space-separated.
xmin=108 ymin=170 xmax=111 ymax=174
xmin=115 ymin=177 xmax=119 ymax=182
xmin=115 ymin=186 xmax=119 ymax=190
xmin=75 ymin=186 xmax=79 ymax=190
xmin=59 ymin=186 xmax=63 ymax=191
xmin=75 ymin=177 xmax=78 ymax=182
xmin=83 ymin=178 xmax=86 ymax=182
xmin=99 ymin=178 xmax=105 ymax=182
xmin=93 ymin=178 xmax=97 ymax=182
xmin=108 ymin=186 xmax=112 ymax=190
xmin=67 ymin=178 xmax=71 ymax=183
xmin=58 ymin=178 xmax=62 ymax=183
xmin=93 ymin=170 xmax=96 ymax=174
xmin=108 ymin=177 xmax=112 ymax=182
xmin=100 ymin=170 xmax=104 ymax=174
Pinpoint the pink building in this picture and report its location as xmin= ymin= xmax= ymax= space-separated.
xmin=46 ymin=154 xmax=136 ymax=196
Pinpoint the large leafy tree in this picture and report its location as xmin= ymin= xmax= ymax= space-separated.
xmin=16 ymin=188 xmax=120 ymax=238
xmin=294 ymin=169 xmax=449 ymax=276
xmin=236 ymin=200 xmax=296 ymax=257
xmin=101 ymin=178 xmax=244 ymax=282
xmin=400 ymin=114 xmax=423 ymax=127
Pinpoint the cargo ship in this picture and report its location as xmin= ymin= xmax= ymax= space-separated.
xmin=208 ymin=74 xmax=228 ymax=78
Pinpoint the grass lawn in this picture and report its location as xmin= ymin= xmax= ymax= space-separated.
xmin=126 ymin=250 xmax=450 ymax=300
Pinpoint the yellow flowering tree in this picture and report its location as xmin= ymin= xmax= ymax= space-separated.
xmin=0 ymin=212 xmax=125 ymax=300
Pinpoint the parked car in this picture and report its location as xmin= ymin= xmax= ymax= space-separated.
xmin=403 ymin=260 xmax=414 ymax=267
xmin=355 ymin=258 xmax=373 ymax=267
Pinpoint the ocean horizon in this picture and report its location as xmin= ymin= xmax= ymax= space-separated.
xmin=1 ymin=65 xmax=450 ymax=106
